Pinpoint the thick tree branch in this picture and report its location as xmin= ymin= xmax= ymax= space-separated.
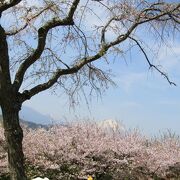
xmin=20 ymin=45 xmax=108 ymax=101
xmin=13 ymin=0 xmax=80 ymax=91
xmin=0 ymin=25 xmax=12 ymax=108
xmin=68 ymin=0 xmax=80 ymax=19
xmin=13 ymin=19 xmax=73 ymax=90
xmin=0 ymin=25 xmax=11 ymax=86
xmin=20 ymin=20 xmax=138 ymax=100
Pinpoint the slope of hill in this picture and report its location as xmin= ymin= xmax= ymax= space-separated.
xmin=0 ymin=106 xmax=54 ymax=125
xmin=19 ymin=106 xmax=53 ymax=125
xmin=0 ymin=115 xmax=47 ymax=129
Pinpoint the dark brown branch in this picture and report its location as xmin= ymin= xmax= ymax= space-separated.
xmin=20 ymin=23 xmax=133 ymax=101
xmin=13 ymin=1 xmax=81 ymax=91
xmin=0 ymin=25 xmax=11 ymax=86
xmin=19 ymin=45 xmax=109 ymax=101
xmin=129 ymin=36 xmax=176 ymax=86
xmin=68 ymin=0 xmax=80 ymax=19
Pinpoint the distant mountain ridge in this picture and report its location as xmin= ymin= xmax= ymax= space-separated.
xmin=0 ymin=115 xmax=48 ymax=129
xmin=0 ymin=106 xmax=64 ymax=129
xmin=0 ymin=106 xmax=54 ymax=125
xmin=19 ymin=106 xmax=53 ymax=125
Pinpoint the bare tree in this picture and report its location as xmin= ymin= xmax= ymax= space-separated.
xmin=0 ymin=0 xmax=179 ymax=179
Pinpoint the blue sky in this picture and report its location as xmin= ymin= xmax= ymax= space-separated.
xmin=22 ymin=0 xmax=180 ymax=136
xmin=24 ymin=35 xmax=180 ymax=136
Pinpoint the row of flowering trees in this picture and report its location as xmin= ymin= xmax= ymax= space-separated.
xmin=0 ymin=122 xmax=180 ymax=179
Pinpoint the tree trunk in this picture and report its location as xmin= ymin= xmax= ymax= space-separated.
xmin=1 ymin=105 xmax=27 ymax=180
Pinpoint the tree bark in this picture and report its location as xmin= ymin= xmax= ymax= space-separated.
xmin=1 ymin=104 xmax=26 ymax=180
xmin=0 ymin=22 xmax=26 ymax=180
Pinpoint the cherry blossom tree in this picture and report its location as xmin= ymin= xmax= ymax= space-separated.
xmin=0 ymin=0 xmax=179 ymax=179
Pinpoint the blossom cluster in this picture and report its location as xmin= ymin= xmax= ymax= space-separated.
xmin=0 ymin=123 xmax=179 ymax=179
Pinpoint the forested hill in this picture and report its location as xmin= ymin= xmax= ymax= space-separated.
xmin=0 ymin=115 xmax=47 ymax=129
